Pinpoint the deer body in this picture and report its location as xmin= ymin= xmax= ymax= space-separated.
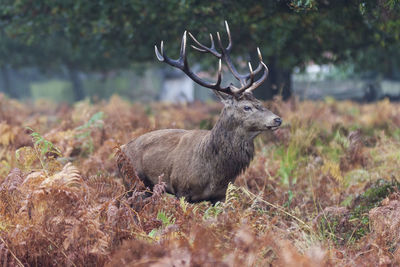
xmin=123 ymin=127 xmax=251 ymax=202
xmin=121 ymin=22 xmax=282 ymax=202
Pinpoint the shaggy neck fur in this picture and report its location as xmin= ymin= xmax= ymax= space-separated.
xmin=201 ymin=107 xmax=257 ymax=186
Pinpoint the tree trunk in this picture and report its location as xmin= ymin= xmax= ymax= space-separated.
xmin=67 ymin=65 xmax=85 ymax=101
xmin=1 ymin=66 xmax=15 ymax=98
xmin=250 ymin=54 xmax=292 ymax=100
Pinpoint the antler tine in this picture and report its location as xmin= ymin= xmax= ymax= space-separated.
xmin=243 ymin=47 xmax=264 ymax=81
xmin=188 ymin=32 xmax=206 ymax=52
xmin=231 ymin=62 xmax=256 ymax=95
xmin=154 ymin=33 xmax=186 ymax=69
xmin=257 ymin=47 xmax=263 ymax=61
xmin=216 ymin=31 xmax=248 ymax=86
xmin=180 ymin=31 xmax=188 ymax=66
xmin=224 ymin=20 xmax=233 ymax=51
xmin=210 ymin=34 xmax=216 ymax=50
xmin=244 ymin=62 xmax=269 ymax=93
xmin=188 ymin=32 xmax=221 ymax=58
xmin=248 ymin=62 xmax=255 ymax=85
xmin=216 ymin=59 xmax=222 ymax=86
xmin=154 ymin=41 xmax=164 ymax=61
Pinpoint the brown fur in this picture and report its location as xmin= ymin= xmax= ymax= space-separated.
xmin=121 ymin=93 xmax=281 ymax=202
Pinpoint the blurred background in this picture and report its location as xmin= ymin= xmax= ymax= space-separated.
xmin=1 ymin=0 xmax=400 ymax=104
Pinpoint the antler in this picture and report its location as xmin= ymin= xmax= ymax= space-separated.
xmin=155 ymin=31 xmax=227 ymax=94
xmin=154 ymin=21 xmax=268 ymax=97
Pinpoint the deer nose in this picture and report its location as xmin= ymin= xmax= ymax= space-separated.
xmin=274 ymin=117 xmax=282 ymax=126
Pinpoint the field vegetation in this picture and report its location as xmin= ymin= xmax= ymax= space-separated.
xmin=1 ymin=93 xmax=400 ymax=266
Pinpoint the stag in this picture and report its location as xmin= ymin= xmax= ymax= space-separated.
xmin=121 ymin=21 xmax=282 ymax=203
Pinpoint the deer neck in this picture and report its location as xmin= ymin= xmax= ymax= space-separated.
xmin=210 ymin=113 xmax=257 ymax=148
xmin=201 ymin=109 xmax=256 ymax=183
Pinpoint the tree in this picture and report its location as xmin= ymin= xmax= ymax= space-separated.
xmin=1 ymin=0 xmax=400 ymax=100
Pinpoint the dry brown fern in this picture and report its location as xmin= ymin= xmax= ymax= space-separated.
xmin=87 ymin=175 xmax=125 ymax=202
xmin=0 ymin=164 xmax=114 ymax=266
xmin=39 ymin=162 xmax=83 ymax=189
xmin=0 ymin=168 xmax=24 ymax=216
xmin=115 ymin=145 xmax=145 ymax=192
xmin=340 ymin=130 xmax=367 ymax=171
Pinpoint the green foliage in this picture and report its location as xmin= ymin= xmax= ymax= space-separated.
xmin=284 ymin=190 xmax=294 ymax=208
xmin=157 ymin=210 xmax=176 ymax=226
xmin=74 ymin=111 xmax=104 ymax=155
xmin=27 ymin=127 xmax=61 ymax=157
xmin=148 ymin=210 xmax=176 ymax=238
xmin=277 ymin=145 xmax=298 ymax=186
xmin=352 ymin=179 xmax=399 ymax=214
xmin=203 ymin=201 xmax=224 ymax=220
xmin=275 ymin=121 xmax=317 ymax=186
xmin=75 ymin=111 xmax=104 ymax=131
xmin=15 ymin=127 xmax=62 ymax=174
xmin=334 ymin=130 xmax=350 ymax=150
xmin=289 ymin=0 xmax=317 ymax=11
xmin=317 ymin=179 xmax=400 ymax=245
xmin=347 ymin=179 xmax=400 ymax=242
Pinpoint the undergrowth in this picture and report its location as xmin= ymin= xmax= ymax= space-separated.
xmin=1 ymin=93 xmax=400 ymax=266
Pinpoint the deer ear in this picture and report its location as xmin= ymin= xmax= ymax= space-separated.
xmin=213 ymin=90 xmax=234 ymax=105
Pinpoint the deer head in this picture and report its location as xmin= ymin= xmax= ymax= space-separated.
xmin=155 ymin=21 xmax=282 ymax=134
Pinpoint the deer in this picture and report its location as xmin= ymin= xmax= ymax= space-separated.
xmin=120 ymin=21 xmax=282 ymax=203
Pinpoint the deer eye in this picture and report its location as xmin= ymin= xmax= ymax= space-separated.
xmin=243 ymin=106 xmax=252 ymax=111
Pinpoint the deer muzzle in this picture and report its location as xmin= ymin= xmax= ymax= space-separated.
xmin=267 ymin=116 xmax=282 ymax=131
